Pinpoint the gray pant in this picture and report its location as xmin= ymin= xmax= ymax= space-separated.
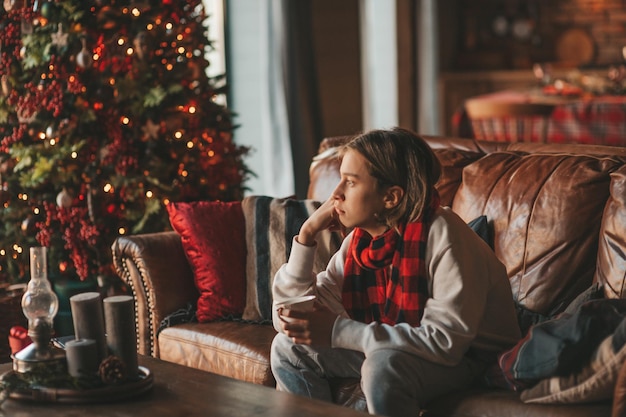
xmin=270 ymin=333 xmax=486 ymax=417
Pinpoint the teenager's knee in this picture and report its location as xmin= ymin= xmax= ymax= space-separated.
xmin=361 ymin=349 xmax=412 ymax=384
xmin=361 ymin=350 xmax=421 ymax=416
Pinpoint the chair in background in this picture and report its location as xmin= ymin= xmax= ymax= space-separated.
xmin=465 ymin=99 xmax=556 ymax=143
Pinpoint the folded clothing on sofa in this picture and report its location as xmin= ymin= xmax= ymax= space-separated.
xmin=484 ymin=296 xmax=626 ymax=405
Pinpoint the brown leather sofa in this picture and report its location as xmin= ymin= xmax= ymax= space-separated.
xmin=112 ymin=135 xmax=626 ymax=417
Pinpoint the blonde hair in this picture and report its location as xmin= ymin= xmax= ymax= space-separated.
xmin=341 ymin=127 xmax=441 ymax=227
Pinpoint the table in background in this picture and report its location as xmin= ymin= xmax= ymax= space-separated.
xmin=0 ymin=355 xmax=369 ymax=417
xmin=455 ymin=89 xmax=626 ymax=146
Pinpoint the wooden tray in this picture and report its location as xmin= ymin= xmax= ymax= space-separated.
xmin=1 ymin=366 xmax=153 ymax=404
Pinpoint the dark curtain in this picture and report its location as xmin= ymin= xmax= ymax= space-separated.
xmin=281 ymin=0 xmax=324 ymax=199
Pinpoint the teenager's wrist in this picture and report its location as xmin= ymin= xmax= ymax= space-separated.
xmin=296 ymin=225 xmax=317 ymax=246
xmin=296 ymin=232 xmax=316 ymax=246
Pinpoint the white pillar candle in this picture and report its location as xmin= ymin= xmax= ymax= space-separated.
xmin=103 ymin=295 xmax=138 ymax=379
xmin=65 ymin=338 xmax=98 ymax=378
xmin=69 ymin=292 xmax=107 ymax=363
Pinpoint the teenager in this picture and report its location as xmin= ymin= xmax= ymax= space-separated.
xmin=270 ymin=127 xmax=521 ymax=417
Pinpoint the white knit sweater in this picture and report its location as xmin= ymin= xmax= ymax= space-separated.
xmin=272 ymin=207 xmax=521 ymax=366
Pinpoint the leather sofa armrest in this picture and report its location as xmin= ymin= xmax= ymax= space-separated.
xmin=612 ymin=356 xmax=626 ymax=417
xmin=111 ymin=231 xmax=198 ymax=358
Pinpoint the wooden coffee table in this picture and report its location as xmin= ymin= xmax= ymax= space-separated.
xmin=0 ymin=355 xmax=369 ymax=416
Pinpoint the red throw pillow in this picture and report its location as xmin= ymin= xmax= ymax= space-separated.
xmin=167 ymin=201 xmax=246 ymax=322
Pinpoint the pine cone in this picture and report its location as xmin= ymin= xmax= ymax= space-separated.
xmin=98 ymin=355 xmax=127 ymax=385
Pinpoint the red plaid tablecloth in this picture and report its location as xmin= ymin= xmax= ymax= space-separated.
xmin=455 ymin=90 xmax=626 ymax=146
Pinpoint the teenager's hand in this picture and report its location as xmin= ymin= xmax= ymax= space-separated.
xmin=297 ymin=199 xmax=345 ymax=246
xmin=278 ymin=304 xmax=338 ymax=347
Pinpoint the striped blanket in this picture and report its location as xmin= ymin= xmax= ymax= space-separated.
xmin=241 ymin=196 xmax=342 ymax=322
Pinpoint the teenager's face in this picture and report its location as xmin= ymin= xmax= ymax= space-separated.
xmin=332 ymin=149 xmax=389 ymax=237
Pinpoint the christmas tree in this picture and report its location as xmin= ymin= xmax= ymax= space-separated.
xmin=0 ymin=0 xmax=249 ymax=286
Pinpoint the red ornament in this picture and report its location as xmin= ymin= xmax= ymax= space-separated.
xmin=9 ymin=326 xmax=32 ymax=354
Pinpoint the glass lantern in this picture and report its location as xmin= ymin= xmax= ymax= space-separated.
xmin=13 ymin=247 xmax=66 ymax=373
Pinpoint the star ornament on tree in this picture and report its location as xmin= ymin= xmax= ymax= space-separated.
xmin=51 ymin=24 xmax=69 ymax=49
xmin=141 ymin=119 xmax=160 ymax=140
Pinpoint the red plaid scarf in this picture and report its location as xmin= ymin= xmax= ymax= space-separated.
xmin=341 ymin=192 xmax=440 ymax=326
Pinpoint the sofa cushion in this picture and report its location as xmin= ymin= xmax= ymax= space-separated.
xmin=596 ymin=165 xmax=626 ymax=299
xmin=423 ymin=386 xmax=611 ymax=417
xmin=241 ymin=196 xmax=341 ymax=322
xmin=431 ymin=148 xmax=486 ymax=207
xmin=167 ymin=201 xmax=246 ymax=322
xmin=333 ymin=368 xmax=612 ymax=416
xmin=520 ymin=335 xmax=626 ymax=404
xmin=158 ymin=321 xmax=276 ymax=386
xmin=452 ymin=151 xmax=622 ymax=316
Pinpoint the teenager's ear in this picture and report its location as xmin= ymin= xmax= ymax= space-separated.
xmin=383 ymin=186 xmax=404 ymax=209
